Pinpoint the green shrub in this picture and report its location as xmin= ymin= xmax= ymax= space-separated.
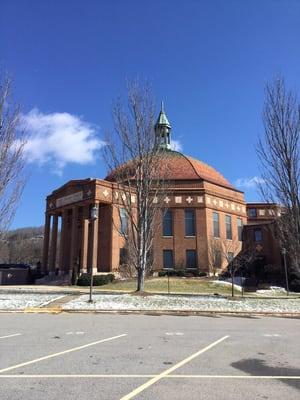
xmin=77 ymin=273 xmax=114 ymax=286
xmin=158 ymin=271 xmax=167 ymax=277
xmin=290 ymin=278 xmax=300 ymax=292
xmin=157 ymin=270 xmax=207 ymax=278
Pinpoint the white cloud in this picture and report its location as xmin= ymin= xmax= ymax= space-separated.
xmin=21 ymin=108 xmax=105 ymax=174
xmin=235 ymin=176 xmax=266 ymax=189
xmin=170 ymin=139 xmax=183 ymax=152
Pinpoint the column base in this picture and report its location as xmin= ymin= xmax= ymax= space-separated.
xmin=48 ymin=271 xmax=55 ymax=276
xmin=58 ymin=270 xmax=65 ymax=276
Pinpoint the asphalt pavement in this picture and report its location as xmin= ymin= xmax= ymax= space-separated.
xmin=0 ymin=313 xmax=299 ymax=399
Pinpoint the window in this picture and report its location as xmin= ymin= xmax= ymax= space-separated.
xmin=227 ymin=252 xmax=234 ymax=262
xmin=119 ymin=248 xmax=128 ymax=265
xmin=163 ymin=250 xmax=174 ymax=269
xmin=185 ymin=209 xmax=196 ymax=236
xmin=237 ymin=218 xmax=243 ymax=241
xmin=120 ymin=208 xmax=128 ymax=235
xmin=254 ymin=228 xmax=263 ymax=242
xmin=215 ymin=250 xmax=222 ymax=268
xmin=186 ymin=250 xmax=197 ymax=268
xmin=248 ymin=208 xmax=257 ymax=218
xmin=213 ymin=212 xmax=220 ymax=238
xmin=225 ymin=215 xmax=232 ymax=240
xmin=163 ymin=209 xmax=173 ymax=236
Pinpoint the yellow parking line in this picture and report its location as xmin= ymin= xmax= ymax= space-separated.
xmin=0 ymin=333 xmax=127 ymax=374
xmin=119 ymin=335 xmax=229 ymax=400
xmin=0 ymin=333 xmax=22 ymax=340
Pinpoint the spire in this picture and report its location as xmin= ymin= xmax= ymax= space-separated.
xmin=155 ymin=101 xmax=171 ymax=128
xmin=155 ymin=102 xmax=171 ymax=149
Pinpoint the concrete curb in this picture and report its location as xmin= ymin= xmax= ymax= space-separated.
xmin=1 ymin=307 xmax=300 ymax=318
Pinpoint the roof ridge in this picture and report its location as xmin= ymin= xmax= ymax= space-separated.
xmin=187 ymin=155 xmax=230 ymax=182
xmin=179 ymin=152 xmax=202 ymax=180
xmin=183 ymin=154 xmax=237 ymax=190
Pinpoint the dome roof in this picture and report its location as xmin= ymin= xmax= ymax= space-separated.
xmin=105 ymin=150 xmax=236 ymax=191
xmin=163 ymin=151 xmax=234 ymax=188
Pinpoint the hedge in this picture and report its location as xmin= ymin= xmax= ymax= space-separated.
xmin=77 ymin=273 xmax=115 ymax=286
xmin=158 ymin=270 xmax=207 ymax=278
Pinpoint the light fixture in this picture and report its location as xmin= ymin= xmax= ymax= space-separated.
xmin=90 ymin=205 xmax=98 ymax=221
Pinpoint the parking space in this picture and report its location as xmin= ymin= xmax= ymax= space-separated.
xmin=0 ymin=333 xmax=22 ymax=340
xmin=0 ymin=313 xmax=299 ymax=399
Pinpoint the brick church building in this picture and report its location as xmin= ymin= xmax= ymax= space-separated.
xmin=42 ymin=106 xmax=280 ymax=279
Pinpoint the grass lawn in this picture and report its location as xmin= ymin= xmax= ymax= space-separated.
xmin=94 ymin=277 xmax=239 ymax=296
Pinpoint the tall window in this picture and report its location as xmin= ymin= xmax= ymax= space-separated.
xmin=186 ymin=250 xmax=197 ymax=268
xmin=163 ymin=209 xmax=173 ymax=236
xmin=163 ymin=250 xmax=174 ymax=269
xmin=120 ymin=208 xmax=128 ymax=235
xmin=213 ymin=212 xmax=220 ymax=238
xmin=185 ymin=209 xmax=195 ymax=236
xmin=237 ymin=218 xmax=243 ymax=241
xmin=225 ymin=215 xmax=232 ymax=240
xmin=227 ymin=252 xmax=234 ymax=262
xmin=248 ymin=208 xmax=257 ymax=218
xmin=254 ymin=228 xmax=262 ymax=242
xmin=215 ymin=250 xmax=222 ymax=268
xmin=119 ymin=248 xmax=128 ymax=265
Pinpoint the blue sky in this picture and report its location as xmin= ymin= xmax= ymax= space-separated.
xmin=1 ymin=0 xmax=300 ymax=228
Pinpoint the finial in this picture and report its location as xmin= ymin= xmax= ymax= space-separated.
xmin=161 ymin=100 xmax=164 ymax=113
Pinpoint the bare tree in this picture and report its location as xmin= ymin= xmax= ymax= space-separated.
xmin=104 ymin=81 xmax=170 ymax=292
xmin=0 ymin=73 xmax=26 ymax=236
xmin=208 ymin=236 xmax=254 ymax=296
xmin=221 ymin=239 xmax=254 ymax=297
xmin=207 ymin=236 xmax=223 ymax=276
xmin=257 ymin=76 xmax=300 ymax=278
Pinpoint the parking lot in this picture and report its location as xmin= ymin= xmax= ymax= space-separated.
xmin=0 ymin=313 xmax=299 ymax=399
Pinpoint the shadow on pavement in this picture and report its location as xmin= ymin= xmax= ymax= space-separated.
xmin=231 ymin=358 xmax=300 ymax=391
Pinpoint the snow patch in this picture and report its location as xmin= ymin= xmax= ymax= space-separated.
xmin=63 ymin=294 xmax=300 ymax=313
xmin=0 ymin=294 xmax=60 ymax=310
xmin=212 ymin=280 xmax=242 ymax=291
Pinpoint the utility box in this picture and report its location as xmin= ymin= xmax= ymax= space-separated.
xmin=0 ymin=264 xmax=33 ymax=285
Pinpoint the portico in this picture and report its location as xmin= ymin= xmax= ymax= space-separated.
xmin=42 ymin=178 xmax=123 ymax=280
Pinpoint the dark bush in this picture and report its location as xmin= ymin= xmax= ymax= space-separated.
xmin=185 ymin=271 xmax=207 ymax=277
xmin=261 ymin=264 xmax=284 ymax=285
xmin=77 ymin=273 xmax=114 ymax=286
xmin=290 ymin=278 xmax=300 ymax=292
xmin=158 ymin=270 xmax=180 ymax=277
xmin=158 ymin=270 xmax=207 ymax=278
xmin=158 ymin=271 xmax=167 ymax=277
xmin=288 ymin=267 xmax=300 ymax=292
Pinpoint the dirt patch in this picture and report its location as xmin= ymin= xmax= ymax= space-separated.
xmin=42 ymin=294 xmax=80 ymax=308
xmin=129 ymin=291 xmax=155 ymax=297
